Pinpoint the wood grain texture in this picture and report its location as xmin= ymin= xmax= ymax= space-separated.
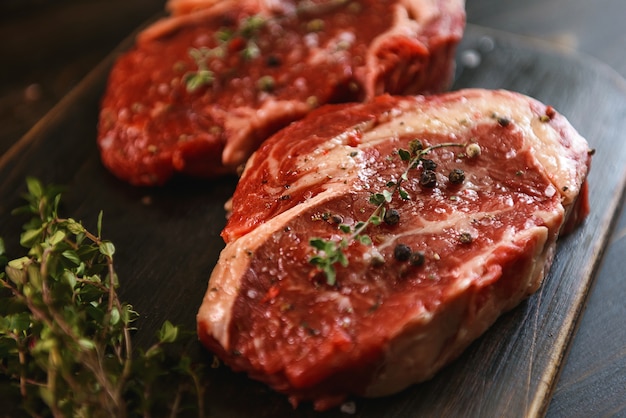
xmin=1 ymin=25 xmax=625 ymax=417
xmin=0 ymin=0 xmax=165 ymax=156
xmin=465 ymin=0 xmax=626 ymax=77
xmin=547 ymin=196 xmax=626 ymax=418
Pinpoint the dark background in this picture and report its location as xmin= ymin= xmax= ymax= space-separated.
xmin=1 ymin=1 xmax=625 ymax=416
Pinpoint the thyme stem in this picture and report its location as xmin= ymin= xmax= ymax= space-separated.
xmin=0 ymin=178 xmax=207 ymax=416
xmin=309 ymin=140 xmax=471 ymax=285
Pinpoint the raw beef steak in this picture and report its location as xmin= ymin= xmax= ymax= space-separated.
xmin=97 ymin=0 xmax=465 ymax=185
xmin=197 ymin=89 xmax=592 ymax=410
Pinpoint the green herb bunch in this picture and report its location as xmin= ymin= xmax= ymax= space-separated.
xmin=309 ymin=140 xmax=477 ymax=286
xmin=0 ymin=178 xmax=205 ymax=417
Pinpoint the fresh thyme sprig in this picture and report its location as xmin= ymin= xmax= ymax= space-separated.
xmin=309 ymin=140 xmax=477 ymax=286
xmin=185 ymin=47 xmax=216 ymax=93
xmin=0 ymin=178 xmax=206 ymax=417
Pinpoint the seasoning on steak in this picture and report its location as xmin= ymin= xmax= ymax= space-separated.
xmin=97 ymin=0 xmax=465 ymax=185
xmin=196 ymin=89 xmax=592 ymax=410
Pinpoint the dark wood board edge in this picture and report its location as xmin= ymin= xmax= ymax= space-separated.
xmin=445 ymin=25 xmax=626 ymax=418
xmin=1 ymin=23 xmax=626 ymax=417
xmin=546 ymin=191 xmax=626 ymax=417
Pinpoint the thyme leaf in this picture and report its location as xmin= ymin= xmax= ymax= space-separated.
xmin=182 ymin=0 xmax=354 ymax=94
xmin=309 ymin=140 xmax=476 ymax=285
xmin=309 ymin=238 xmax=348 ymax=286
xmin=185 ymin=47 xmax=216 ymax=92
xmin=184 ymin=14 xmax=267 ymax=93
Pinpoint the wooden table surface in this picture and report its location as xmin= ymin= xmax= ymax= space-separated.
xmin=2 ymin=1 xmax=625 ymax=416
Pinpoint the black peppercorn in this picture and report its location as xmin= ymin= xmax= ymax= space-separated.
xmin=448 ymin=168 xmax=465 ymax=184
xmin=420 ymin=170 xmax=437 ymax=188
xmin=266 ymin=55 xmax=281 ymax=67
xmin=394 ymin=244 xmax=412 ymax=261
xmin=497 ymin=117 xmax=511 ymax=127
xmin=384 ymin=208 xmax=400 ymax=225
xmin=409 ymin=251 xmax=425 ymax=266
xmin=421 ymin=158 xmax=437 ymax=171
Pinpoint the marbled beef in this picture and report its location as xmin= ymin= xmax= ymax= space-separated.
xmin=197 ymin=89 xmax=592 ymax=410
xmin=97 ymin=0 xmax=465 ymax=185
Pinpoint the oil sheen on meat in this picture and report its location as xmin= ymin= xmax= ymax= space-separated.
xmin=97 ymin=0 xmax=465 ymax=185
xmin=197 ymin=89 xmax=592 ymax=410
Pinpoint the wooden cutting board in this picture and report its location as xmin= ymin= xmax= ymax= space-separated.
xmin=1 ymin=24 xmax=626 ymax=417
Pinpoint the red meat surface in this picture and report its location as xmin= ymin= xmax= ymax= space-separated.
xmin=97 ymin=0 xmax=465 ymax=185
xmin=197 ymin=89 xmax=592 ymax=410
